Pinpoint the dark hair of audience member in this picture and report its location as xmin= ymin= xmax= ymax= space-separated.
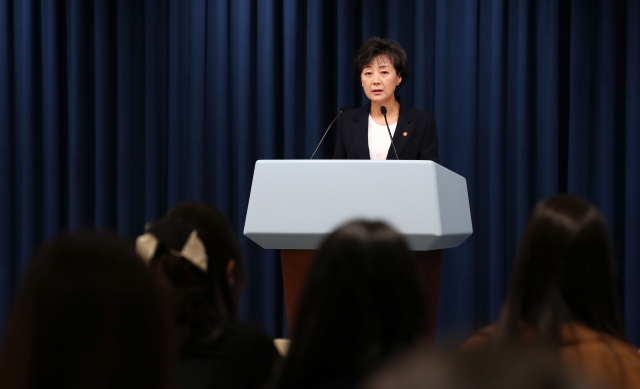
xmin=495 ymin=194 xmax=623 ymax=344
xmin=144 ymin=201 xmax=247 ymax=354
xmin=164 ymin=201 xmax=246 ymax=312
xmin=0 ymin=233 xmax=174 ymax=389
xmin=274 ymin=220 xmax=428 ymax=389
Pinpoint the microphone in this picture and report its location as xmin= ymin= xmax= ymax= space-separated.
xmin=381 ymin=106 xmax=399 ymax=160
xmin=310 ymin=105 xmax=348 ymax=159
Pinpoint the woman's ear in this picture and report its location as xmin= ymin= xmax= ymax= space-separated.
xmin=226 ymin=259 xmax=236 ymax=287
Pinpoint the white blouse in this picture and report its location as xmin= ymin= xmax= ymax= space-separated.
xmin=368 ymin=115 xmax=397 ymax=160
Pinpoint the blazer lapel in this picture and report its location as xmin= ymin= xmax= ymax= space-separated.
xmin=351 ymin=105 xmax=370 ymax=159
xmin=386 ymin=105 xmax=414 ymax=159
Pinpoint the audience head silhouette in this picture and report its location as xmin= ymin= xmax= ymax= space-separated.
xmin=498 ymin=193 xmax=622 ymax=342
xmin=136 ymin=201 xmax=279 ymax=389
xmin=0 ymin=232 xmax=173 ymax=389
xmin=136 ymin=201 xmax=247 ymax=353
xmin=275 ymin=220 xmax=427 ymax=389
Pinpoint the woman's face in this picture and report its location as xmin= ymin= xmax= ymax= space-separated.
xmin=361 ymin=55 xmax=402 ymax=105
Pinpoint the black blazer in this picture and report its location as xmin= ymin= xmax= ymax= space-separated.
xmin=333 ymin=104 xmax=439 ymax=162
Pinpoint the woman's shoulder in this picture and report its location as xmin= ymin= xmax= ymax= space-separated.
xmin=559 ymin=322 xmax=640 ymax=389
xmin=398 ymin=104 xmax=435 ymax=122
xmin=560 ymin=322 xmax=638 ymax=351
xmin=559 ymin=322 xmax=640 ymax=360
xmin=461 ymin=325 xmax=496 ymax=350
xmin=462 ymin=322 xmax=640 ymax=389
xmin=181 ymin=322 xmax=280 ymax=385
xmin=342 ymin=105 xmax=369 ymax=119
xmin=461 ymin=322 xmax=544 ymax=350
xmin=180 ymin=322 xmax=280 ymax=389
xmin=186 ymin=321 xmax=277 ymax=358
xmin=223 ymin=321 xmax=277 ymax=348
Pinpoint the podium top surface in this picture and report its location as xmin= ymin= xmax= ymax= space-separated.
xmin=243 ymin=160 xmax=472 ymax=250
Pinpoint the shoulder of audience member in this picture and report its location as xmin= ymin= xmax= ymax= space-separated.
xmin=226 ymin=321 xmax=280 ymax=357
xmin=460 ymin=325 xmax=496 ymax=351
xmin=558 ymin=322 xmax=640 ymax=389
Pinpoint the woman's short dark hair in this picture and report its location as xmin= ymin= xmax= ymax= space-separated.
xmin=497 ymin=194 xmax=623 ymax=344
xmin=275 ymin=220 xmax=427 ymax=388
xmin=0 ymin=233 xmax=174 ymax=389
xmin=353 ymin=37 xmax=409 ymax=90
xmin=145 ymin=201 xmax=246 ymax=353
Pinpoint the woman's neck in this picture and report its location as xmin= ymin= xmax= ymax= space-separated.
xmin=370 ymin=98 xmax=400 ymax=119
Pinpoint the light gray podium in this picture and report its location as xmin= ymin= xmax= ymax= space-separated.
xmin=244 ymin=160 xmax=472 ymax=336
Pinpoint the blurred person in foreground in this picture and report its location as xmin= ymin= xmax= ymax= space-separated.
xmin=271 ymin=220 xmax=428 ymax=389
xmin=0 ymin=232 xmax=174 ymax=389
xmin=136 ymin=201 xmax=279 ymax=389
xmin=463 ymin=194 xmax=640 ymax=389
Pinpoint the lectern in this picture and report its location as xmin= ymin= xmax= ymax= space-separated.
xmin=244 ymin=160 xmax=472 ymax=336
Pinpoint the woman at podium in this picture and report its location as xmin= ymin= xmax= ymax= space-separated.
xmin=333 ymin=37 xmax=438 ymax=161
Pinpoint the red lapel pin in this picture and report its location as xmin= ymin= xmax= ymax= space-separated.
xmin=402 ymin=132 xmax=408 ymax=136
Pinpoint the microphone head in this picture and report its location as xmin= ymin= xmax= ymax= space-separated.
xmin=339 ymin=105 xmax=348 ymax=113
xmin=380 ymin=106 xmax=387 ymax=115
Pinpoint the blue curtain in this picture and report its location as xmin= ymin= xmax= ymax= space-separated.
xmin=1 ymin=0 xmax=639 ymax=344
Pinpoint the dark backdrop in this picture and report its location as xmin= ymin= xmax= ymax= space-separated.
xmin=1 ymin=0 xmax=639 ymax=343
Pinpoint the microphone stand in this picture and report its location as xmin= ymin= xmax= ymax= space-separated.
xmin=310 ymin=105 xmax=348 ymax=159
xmin=381 ymin=106 xmax=399 ymax=160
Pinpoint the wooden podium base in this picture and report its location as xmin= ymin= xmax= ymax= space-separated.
xmin=413 ymin=250 xmax=442 ymax=340
xmin=281 ymin=249 xmax=442 ymax=340
xmin=280 ymin=249 xmax=315 ymax=332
